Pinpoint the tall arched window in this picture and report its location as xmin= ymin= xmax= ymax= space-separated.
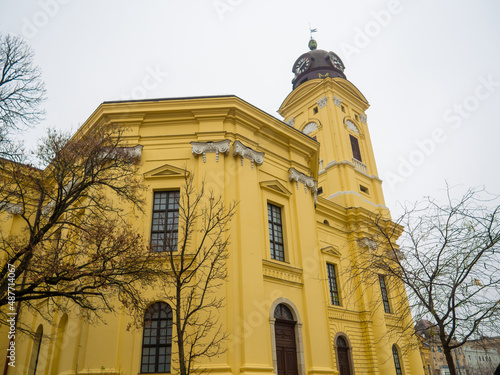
xmin=336 ymin=336 xmax=352 ymax=375
xmin=28 ymin=325 xmax=43 ymax=375
xmin=51 ymin=314 xmax=68 ymax=375
xmin=392 ymin=345 xmax=403 ymax=375
xmin=141 ymin=302 xmax=173 ymax=373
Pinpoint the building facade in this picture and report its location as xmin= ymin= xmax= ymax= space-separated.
xmin=1 ymin=41 xmax=424 ymax=375
xmin=415 ymin=320 xmax=467 ymax=375
xmin=463 ymin=338 xmax=500 ymax=375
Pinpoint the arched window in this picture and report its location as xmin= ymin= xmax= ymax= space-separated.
xmin=28 ymin=325 xmax=43 ymax=375
xmin=336 ymin=336 xmax=352 ymax=375
xmin=274 ymin=304 xmax=294 ymax=321
xmin=141 ymin=302 xmax=173 ymax=373
xmin=51 ymin=314 xmax=68 ymax=375
xmin=392 ymin=345 xmax=403 ymax=375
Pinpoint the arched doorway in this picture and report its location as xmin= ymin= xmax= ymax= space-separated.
xmin=336 ymin=336 xmax=352 ymax=375
xmin=274 ymin=304 xmax=298 ymax=375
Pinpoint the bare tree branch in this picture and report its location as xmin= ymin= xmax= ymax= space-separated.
xmin=349 ymin=185 xmax=500 ymax=375
xmin=0 ymin=33 xmax=46 ymax=161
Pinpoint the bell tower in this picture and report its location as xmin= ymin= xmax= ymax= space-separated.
xmin=278 ymin=39 xmax=386 ymax=211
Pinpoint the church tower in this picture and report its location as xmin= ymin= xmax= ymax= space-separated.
xmin=279 ymin=39 xmax=386 ymax=211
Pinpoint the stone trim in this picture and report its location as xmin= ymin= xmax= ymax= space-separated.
xmin=317 ymin=96 xmax=327 ymax=108
xmin=233 ymin=140 xmax=264 ymax=169
xmin=333 ymin=96 xmax=342 ymax=107
xmin=288 ymin=168 xmax=317 ymax=194
xmin=191 ymin=139 xmax=231 ymax=163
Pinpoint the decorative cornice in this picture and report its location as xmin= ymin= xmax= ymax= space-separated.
xmin=333 ymin=96 xmax=342 ymax=107
xmin=358 ymin=237 xmax=378 ymax=250
xmin=1 ymin=203 xmax=22 ymax=216
xmin=288 ymin=167 xmax=317 ymax=194
xmin=42 ymin=201 xmax=55 ymax=216
xmin=103 ymin=145 xmax=143 ymax=161
xmin=191 ymin=139 xmax=231 ymax=163
xmin=232 ymin=140 xmax=264 ymax=169
xmin=317 ymin=96 xmax=327 ymax=108
xmin=286 ymin=117 xmax=295 ymax=127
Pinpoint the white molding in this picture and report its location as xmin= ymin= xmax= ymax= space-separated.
xmin=232 ymin=140 xmax=264 ymax=169
xmin=191 ymin=139 xmax=231 ymax=163
xmin=286 ymin=117 xmax=295 ymax=127
xmin=333 ymin=96 xmax=342 ymax=107
xmin=346 ymin=120 xmax=359 ymax=134
xmin=103 ymin=144 xmax=143 ymax=160
xmin=360 ymin=114 xmax=367 ymax=124
xmin=317 ymin=96 xmax=327 ymax=108
xmin=302 ymin=122 xmax=318 ymax=135
xmin=288 ymin=168 xmax=317 ymax=194
xmin=1 ymin=203 xmax=22 ymax=216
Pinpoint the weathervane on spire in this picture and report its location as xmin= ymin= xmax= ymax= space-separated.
xmin=308 ymin=24 xmax=318 ymax=50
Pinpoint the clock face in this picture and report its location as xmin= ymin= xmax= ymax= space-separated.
xmin=329 ymin=52 xmax=345 ymax=71
xmin=294 ymin=57 xmax=311 ymax=74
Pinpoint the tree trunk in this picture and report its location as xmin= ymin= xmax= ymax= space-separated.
xmin=176 ymin=281 xmax=187 ymax=375
xmin=442 ymin=344 xmax=457 ymax=375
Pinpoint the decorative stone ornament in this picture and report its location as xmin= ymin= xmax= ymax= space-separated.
xmin=358 ymin=237 xmax=378 ymax=251
xmin=191 ymin=139 xmax=231 ymax=163
xmin=232 ymin=140 xmax=264 ymax=170
xmin=2 ymin=203 xmax=22 ymax=215
xmin=333 ymin=96 xmax=342 ymax=107
xmin=302 ymin=122 xmax=318 ymax=135
xmin=100 ymin=144 xmax=143 ymax=162
xmin=360 ymin=114 xmax=367 ymax=124
xmin=317 ymin=96 xmax=327 ymax=108
xmin=288 ymin=167 xmax=317 ymax=194
xmin=286 ymin=117 xmax=295 ymax=127
xmin=346 ymin=120 xmax=359 ymax=134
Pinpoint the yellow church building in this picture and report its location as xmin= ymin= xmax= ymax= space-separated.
xmin=1 ymin=40 xmax=424 ymax=375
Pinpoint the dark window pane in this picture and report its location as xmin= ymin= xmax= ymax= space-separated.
xmin=349 ymin=134 xmax=362 ymax=162
xmin=268 ymin=203 xmax=285 ymax=261
xmin=379 ymin=275 xmax=391 ymax=313
xmin=141 ymin=302 xmax=172 ymax=373
xmin=327 ymin=263 xmax=340 ymax=306
xmin=151 ymin=191 xmax=180 ymax=252
xmin=393 ymin=345 xmax=403 ymax=375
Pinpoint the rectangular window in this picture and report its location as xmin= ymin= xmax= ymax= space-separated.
xmin=268 ymin=203 xmax=285 ymax=261
xmin=327 ymin=263 xmax=340 ymax=306
xmin=349 ymin=134 xmax=362 ymax=162
xmin=151 ymin=191 xmax=180 ymax=252
xmin=379 ymin=275 xmax=391 ymax=313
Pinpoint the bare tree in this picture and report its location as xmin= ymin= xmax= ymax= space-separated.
xmin=353 ymin=186 xmax=500 ymax=375
xmin=0 ymin=125 xmax=163 ymax=328
xmin=158 ymin=172 xmax=236 ymax=375
xmin=0 ymin=33 xmax=46 ymax=160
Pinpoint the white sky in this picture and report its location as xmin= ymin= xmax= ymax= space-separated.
xmin=2 ymin=0 xmax=500 ymax=215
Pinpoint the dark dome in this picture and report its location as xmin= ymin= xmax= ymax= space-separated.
xmin=291 ymin=42 xmax=346 ymax=90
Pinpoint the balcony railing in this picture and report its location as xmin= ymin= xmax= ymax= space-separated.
xmin=352 ymin=158 xmax=367 ymax=173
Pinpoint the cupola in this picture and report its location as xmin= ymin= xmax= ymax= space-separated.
xmin=291 ymin=39 xmax=346 ymax=90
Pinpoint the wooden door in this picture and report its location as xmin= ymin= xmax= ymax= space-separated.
xmin=275 ymin=320 xmax=298 ymax=375
xmin=337 ymin=346 xmax=351 ymax=375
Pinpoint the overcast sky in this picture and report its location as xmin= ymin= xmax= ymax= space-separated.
xmin=2 ymin=0 xmax=500 ymax=215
